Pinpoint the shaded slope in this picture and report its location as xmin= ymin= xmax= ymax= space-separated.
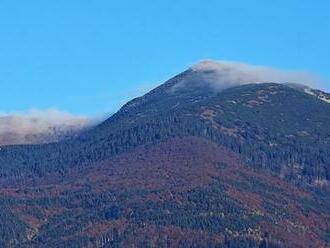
xmin=1 ymin=81 xmax=330 ymax=185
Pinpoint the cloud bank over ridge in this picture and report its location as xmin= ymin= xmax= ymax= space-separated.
xmin=183 ymin=60 xmax=321 ymax=91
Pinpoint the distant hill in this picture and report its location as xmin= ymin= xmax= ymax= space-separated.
xmin=0 ymin=61 xmax=329 ymax=247
xmin=0 ymin=111 xmax=92 ymax=146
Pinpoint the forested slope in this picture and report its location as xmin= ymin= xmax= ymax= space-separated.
xmin=0 ymin=137 xmax=329 ymax=247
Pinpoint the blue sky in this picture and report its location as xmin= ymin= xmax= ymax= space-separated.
xmin=0 ymin=0 xmax=329 ymax=116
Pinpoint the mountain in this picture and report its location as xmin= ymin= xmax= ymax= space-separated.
xmin=0 ymin=61 xmax=330 ymax=247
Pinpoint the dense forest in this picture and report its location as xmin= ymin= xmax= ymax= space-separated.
xmin=0 ymin=137 xmax=329 ymax=247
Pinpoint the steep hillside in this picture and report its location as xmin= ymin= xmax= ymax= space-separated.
xmin=1 ymin=81 xmax=330 ymax=184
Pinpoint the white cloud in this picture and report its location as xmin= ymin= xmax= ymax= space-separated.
xmin=0 ymin=108 xmax=93 ymax=145
xmin=175 ymin=59 xmax=321 ymax=91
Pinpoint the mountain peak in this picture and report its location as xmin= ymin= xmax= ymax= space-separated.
xmin=180 ymin=59 xmax=267 ymax=92
xmin=190 ymin=59 xmax=224 ymax=72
